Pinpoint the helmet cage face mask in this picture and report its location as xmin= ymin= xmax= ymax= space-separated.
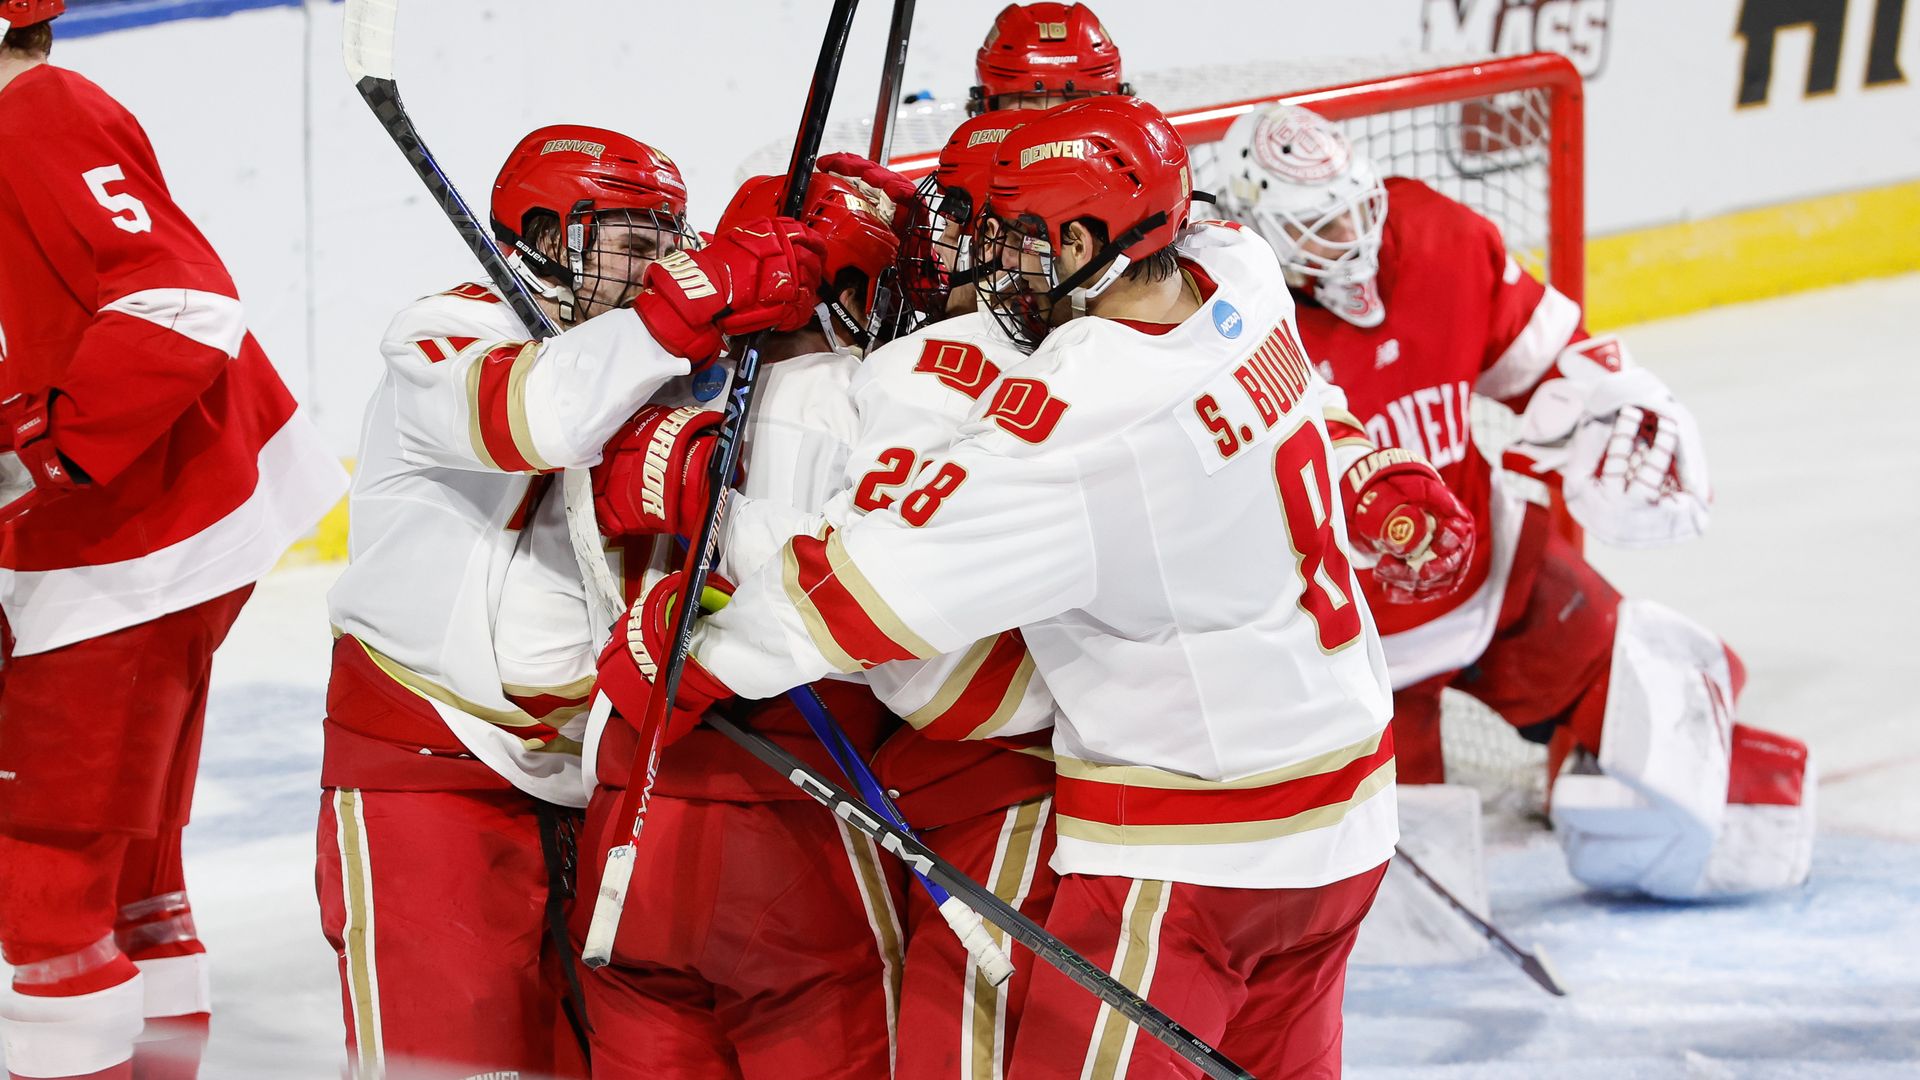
xmin=973 ymin=211 xmax=1060 ymax=353
xmin=508 ymin=202 xmax=698 ymax=325
xmin=1241 ymin=168 xmax=1387 ymax=288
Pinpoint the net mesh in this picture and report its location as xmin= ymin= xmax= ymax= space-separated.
xmin=736 ymin=54 xmax=1573 ymax=807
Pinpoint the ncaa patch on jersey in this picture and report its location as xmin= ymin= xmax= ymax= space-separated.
xmin=691 ymin=364 xmax=728 ymax=402
xmin=1211 ymin=299 xmax=1244 ymax=339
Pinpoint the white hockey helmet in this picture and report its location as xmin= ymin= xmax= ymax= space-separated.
xmin=1217 ymin=104 xmax=1389 ymax=328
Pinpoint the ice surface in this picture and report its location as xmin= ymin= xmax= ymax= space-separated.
xmin=14 ymin=275 xmax=1920 ymax=1076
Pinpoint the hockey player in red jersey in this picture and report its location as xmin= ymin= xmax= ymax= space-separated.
xmin=0 ymin=7 xmax=348 ymax=1077
xmin=595 ymin=96 xmax=1476 ymax=1080
xmin=1214 ymin=103 xmax=1815 ymax=900
xmin=317 ymin=127 xmax=825 ymax=1078
xmin=968 ymin=2 xmax=1129 ymax=115
xmin=577 ymin=167 xmax=913 ymax=1080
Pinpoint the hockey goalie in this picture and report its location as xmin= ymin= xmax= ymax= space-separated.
xmin=1211 ymin=103 xmax=1815 ymax=901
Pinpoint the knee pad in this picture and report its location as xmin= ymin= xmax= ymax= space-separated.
xmin=1549 ymin=601 xmax=1814 ymax=899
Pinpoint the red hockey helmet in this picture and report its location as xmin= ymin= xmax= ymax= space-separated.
xmin=901 ymin=110 xmax=1024 ymax=317
xmin=718 ymin=171 xmax=903 ymax=350
xmin=1 ymin=0 xmax=63 ymax=28
xmin=490 ymin=124 xmax=694 ymax=323
xmin=969 ymin=3 xmax=1129 ymax=115
xmin=976 ymin=96 xmax=1191 ymax=350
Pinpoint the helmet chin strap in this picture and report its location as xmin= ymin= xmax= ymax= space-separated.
xmin=1043 ymin=210 xmax=1167 ymax=312
xmin=505 ymin=251 xmax=579 ymax=326
xmin=816 ymin=300 xmax=868 ymax=358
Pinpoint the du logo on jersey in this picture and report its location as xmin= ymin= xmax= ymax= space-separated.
xmin=1211 ymin=299 xmax=1244 ymax=340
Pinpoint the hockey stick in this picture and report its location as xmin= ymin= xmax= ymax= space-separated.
xmin=867 ymin=0 xmax=916 ymax=162
xmin=786 ymin=686 xmax=1015 ymax=985
xmin=341 ymin=0 xmax=625 ymax=641
xmin=707 ymin=711 xmax=1256 ymax=1080
xmin=1394 ymin=844 xmax=1568 ymax=996
xmin=582 ymin=0 xmax=865 ymax=968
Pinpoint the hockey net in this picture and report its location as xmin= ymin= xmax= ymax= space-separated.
xmin=737 ymin=54 xmax=1586 ymax=807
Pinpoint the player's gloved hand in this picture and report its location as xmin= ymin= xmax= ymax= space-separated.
xmin=0 ymin=393 xmax=82 ymax=525
xmin=820 ymin=153 xmax=945 ymax=322
xmin=1342 ymin=448 xmax=1476 ymax=603
xmin=595 ymin=570 xmax=736 ymax=747
xmin=632 ymin=215 xmax=827 ymax=368
xmin=591 ymin=405 xmax=718 ymax=540
xmin=817 ymin=153 xmax=921 ymax=215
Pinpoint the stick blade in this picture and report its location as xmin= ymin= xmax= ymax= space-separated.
xmin=1521 ymin=942 xmax=1569 ymax=997
xmin=342 ymin=0 xmax=401 ymax=81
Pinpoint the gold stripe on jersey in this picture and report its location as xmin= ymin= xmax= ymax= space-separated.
xmin=500 ymin=673 xmax=598 ymax=701
xmin=503 ymin=343 xmax=554 ymax=472
xmin=354 ymin=637 xmax=555 ymax=731
xmin=1055 ymin=760 xmax=1396 ymax=847
xmin=902 ymin=634 xmax=1039 ymax=740
xmin=784 ymin=529 xmax=938 ymax=672
xmin=1055 ymin=731 xmax=1384 ymax=791
xmin=1083 ymin=879 xmax=1171 ymax=1080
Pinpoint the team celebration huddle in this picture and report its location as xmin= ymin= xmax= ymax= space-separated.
xmin=0 ymin=0 xmax=1820 ymax=1077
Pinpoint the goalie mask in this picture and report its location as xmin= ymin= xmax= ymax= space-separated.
xmin=719 ymin=171 xmax=903 ymax=355
xmin=1217 ymin=104 xmax=1389 ymax=329
xmin=969 ymin=3 xmax=1131 ymax=115
xmin=491 ymin=125 xmax=697 ymax=326
xmin=974 ymin=96 xmax=1191 ymax=353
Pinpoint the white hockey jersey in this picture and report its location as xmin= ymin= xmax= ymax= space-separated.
xmin=327 ymin=283 xmax=689 ymax=805
xmin=696 ymin=224 xmax=1399 ymax=888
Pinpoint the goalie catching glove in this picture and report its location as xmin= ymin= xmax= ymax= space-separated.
xmin=591 ymin=405 xmax=718 ymax=540
xmin=1512 ymin=336 xmax=1710 ymax=548
xmin=595 ymin=570 xmax=737 ymax=747
xmin=1342 ymin=448 xmax=1476 ymax=603
xmin=632 ymin=214 xmax=827 ymax=367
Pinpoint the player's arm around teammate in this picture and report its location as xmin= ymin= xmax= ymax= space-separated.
xmin=0 ymin=8 xmax=347 ymax=1077
xmin=603 ymin=98 xmax=1405 ymax=1080
xmin=317 ymin=129 xmax=826 ymax=1079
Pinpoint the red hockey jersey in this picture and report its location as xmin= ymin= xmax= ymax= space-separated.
xmin=1294 ymin=178 xmax=1586 ymax=681
xmin=0 ymin=65 xmax=344 ymax=653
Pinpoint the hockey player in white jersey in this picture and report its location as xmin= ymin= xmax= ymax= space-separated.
xmin=599 ymin=97 xmax=1475 ymax=1078
xmin=316 ymin=126 xmax=825 ymax=1078
xmin=577 ymin=165 xmax=922 ymax=1080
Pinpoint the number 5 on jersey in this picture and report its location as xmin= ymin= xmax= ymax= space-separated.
xmin=82 ymin=165 xmax=152 ymax=234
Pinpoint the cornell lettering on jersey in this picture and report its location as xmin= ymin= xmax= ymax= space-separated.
xmin=1362 ymin=379 xmax=1473 ymax=469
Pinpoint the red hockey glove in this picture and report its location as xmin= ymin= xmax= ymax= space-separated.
xmin=0 ymin=393 xmax=82 ymax=525
xmin=595 ymin=570 xmax=737 ymax=747
xmin=819 ymin=152 xmax=940 ymax=299
xmin=591 ymin=405 xmax=720 ymax=540
xmin=1343 ymin=448 xmax=1476 ymax=604
xmin=632 ymin=216 xmax=826 ymax=367
xmin=817 ymin=153 xmax=920 ymax=213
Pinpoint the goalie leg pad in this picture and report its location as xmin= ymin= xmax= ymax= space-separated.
xmin=1549 ymin=601 xmax=1813 ymax=898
